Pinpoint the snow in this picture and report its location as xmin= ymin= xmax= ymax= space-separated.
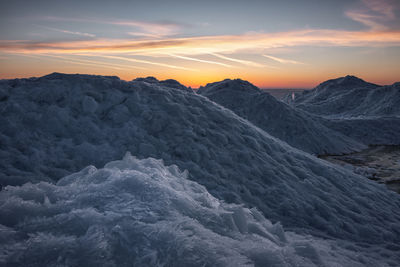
xmin=281 ymin=76 xmax=400 ymax=146
xmin=286 ymin=75 xmax=400 ymax=117
xmin=322 ymin=117 xmax=400 ymax=146
xmin=1 ymin=154 xmax=399 ymax=266
xmin=198 ymin=79 xmax=365 ymax=155
xmin=1 ymin=73 xmax=400 ymax=266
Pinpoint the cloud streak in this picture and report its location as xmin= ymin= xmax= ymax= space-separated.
xmin=18 ymin=53 xmax=148 ymax=70
xmin=210 ymin=53 xmax=265 ymax=67
xmin=1 ymin=29 xmax=399 ymax=55
xmin=91 ymin=54 xmax=195 ymax=71
xmin=40 ymin=17 xmax=184 ymax=38
xmin=38 ymin=26 xmax=96 ymax=38
xmin=167 ymin=54 xmax=232 ymax=67
xmin=346 ymin=0 xmax=397 ymax=31
xmin=263 ymin=54 xmax=303 ymax=65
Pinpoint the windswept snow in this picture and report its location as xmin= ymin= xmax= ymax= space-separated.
xmin=282 ymin=75 xmax=400 ymax=146
xmin=286 ymin=75 xmax=400 ymax=117
xmin=322 ymin=117 xmax=400 ymax=146
xmin=1 ymin=73 xmax=400 ymax=266
xmin=1 ymin=155 xmax=399 ymax=266
xmin=198 ymin=79 xmax=364 ymax=155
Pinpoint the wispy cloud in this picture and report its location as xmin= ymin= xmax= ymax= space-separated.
xmin=362 ymin=0 xmax=395 ymax=19
xmin=346 ymin=0 xmax=397 ymax=31
xmin=110 ymin=20 xmax=182 ymax=38
xmin=91 ymin=54 xmax=195 ymax=71
xmin=2 ymin=29 xmax=399 ymax=55
xmin=167 ymin=54 xmax=232 ymax=67
xmin=40 ymin=17 xmax=184 ymax=38
xmin=209 ymin=53 xmax=265 ymax=67
xmin=262 ymin=54 xmax=303 ymax=65
xmin=23 ymin=53 xmax=147 ymax=70
xmin=38 ymin=25 xmax=96 ymax=38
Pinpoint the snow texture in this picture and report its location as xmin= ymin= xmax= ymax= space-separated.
xmin=321 ymin=117 xmax=400 ymax=146
xmin=1 ymin=73 xmax=400 ymax=265
xmin=286 ymin=75 xmax=400 ymax=117
xmin=282 ymin=75 xmax=400 ymax=146
xmin=1 ymin=154 xmax=399 ymax=266
xmin=198 ymin=79 xmax=365 ymax=155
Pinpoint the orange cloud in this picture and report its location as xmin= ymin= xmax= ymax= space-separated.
xmin=263 ymin=54 xmax=304 ymax=65
xmin=167 ymin=54 xmax=232 ymax=67
xmin=91 ymin=54 xmax=195 ymax=71
xmin=210 ymin=53 xmax=266 ymax=67
xmin=1 ymin=28 xmax=400 ymax=57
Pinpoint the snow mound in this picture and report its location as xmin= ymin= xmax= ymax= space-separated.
xmin=133 ymin=76 xmax=192 ymax=92
xmin=322 ymin=117 xmax=400 ymax=146
xmin=1 ymin=154 xmax=399 ymax=266
xmin=198 ymin=79 xmax=364 ymax=155
xmin=1 ymin=73 xmax=400 ymax=246
xmin=198 ymin=78 xmax=261 ymax=95
xmin=286 ymin=76 xmax=400 ymax=117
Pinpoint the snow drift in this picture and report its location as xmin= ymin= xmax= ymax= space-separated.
xmin=197 ymin=79 xmax=364 ymax=155
xmin=1 ymin=154 xmax=399 ymax=266
xmin=286 ymin=75 xmax=400 ymax=117
xmin=322 ymin=117 xmax=400 ymax=146
xmin=283 ymin=75 xmax=400 ymax=146
xmin=1 ymin=73 xmax=400 ymax=263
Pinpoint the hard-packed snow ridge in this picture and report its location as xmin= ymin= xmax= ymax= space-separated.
xmin=198 ymin=78 xmax=365 ymax=155
xmin=1 ymin=73 xmax=400 ymax=266
xmin=1 ymin=154 xmax=399 ymax=266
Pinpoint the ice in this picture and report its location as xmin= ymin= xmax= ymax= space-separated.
xmin=1 ymin=73 xmax=400 ymax=265
xmin=282 ymin=76 xmax=400 ymax=146
xmin=286 ymin=75 xmax=400 ymax=118
xmin=198 ymin=79 xmax=365 ymax=155
xmin=1 ymin=154 xmax=398 ymax=266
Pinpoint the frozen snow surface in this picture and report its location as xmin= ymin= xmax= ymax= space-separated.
xmin=282 ymin=75 xmax=400 ymax=146
xmin=198 ymin=79 xmax=365 ymax=155
xmin=1 ymin=73 xmax=400 ymax=266
xmin=286 ymin=75 xmax=400 ymax=117
xmin=2 ymin=154 xmax=399 ymax=267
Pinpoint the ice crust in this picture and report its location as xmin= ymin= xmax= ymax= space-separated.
xmin=198 ymin=79 xmax=365 ymax=155
xmin=286 ymin=76 xmax=400 ymax=117
xmin=1 ymin=154 xmax=399 ymax=266
xmin=1 ymin=73 xmax=400 ymax=266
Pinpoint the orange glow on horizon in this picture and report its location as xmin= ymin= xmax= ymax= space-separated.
xmin=1 ymin=28 xmax=400 ymax=88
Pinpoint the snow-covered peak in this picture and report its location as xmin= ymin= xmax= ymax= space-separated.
xmin=316 ymin=75 xmax=377 ymax=91
xmin=41 ymin=72 xmax=120 ymax=81
xmin=287 ymin=75 xmax=400 ymax=117
xmin=198 ymin=78 xmax=364 ymax=155
xmin=392 ymin=81 xmax=400 ymax=87
xmin=133 ymin=76 xmax=191 ymax=92
xmin=132 ymin=76 xmax=159 ymax=83
xmin=197 ymin=78 xmax=261 ymax=95
xmin=159 ymin=79 xmax=191 ymax=92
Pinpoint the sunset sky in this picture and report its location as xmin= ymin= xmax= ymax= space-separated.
xmin=1 ymin=0 xmax=399 ymax=88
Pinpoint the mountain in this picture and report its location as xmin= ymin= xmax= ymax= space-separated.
xmin=198 ymin=79 xmax=364 ymax=155
xmin=1 ymin=73 xmax=400 ymax=266
xmin=286 ymin=75 xmax=400 ymax=117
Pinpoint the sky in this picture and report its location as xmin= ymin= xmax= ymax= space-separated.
xmin=0 ymin=0 xmax=399 ymax=88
